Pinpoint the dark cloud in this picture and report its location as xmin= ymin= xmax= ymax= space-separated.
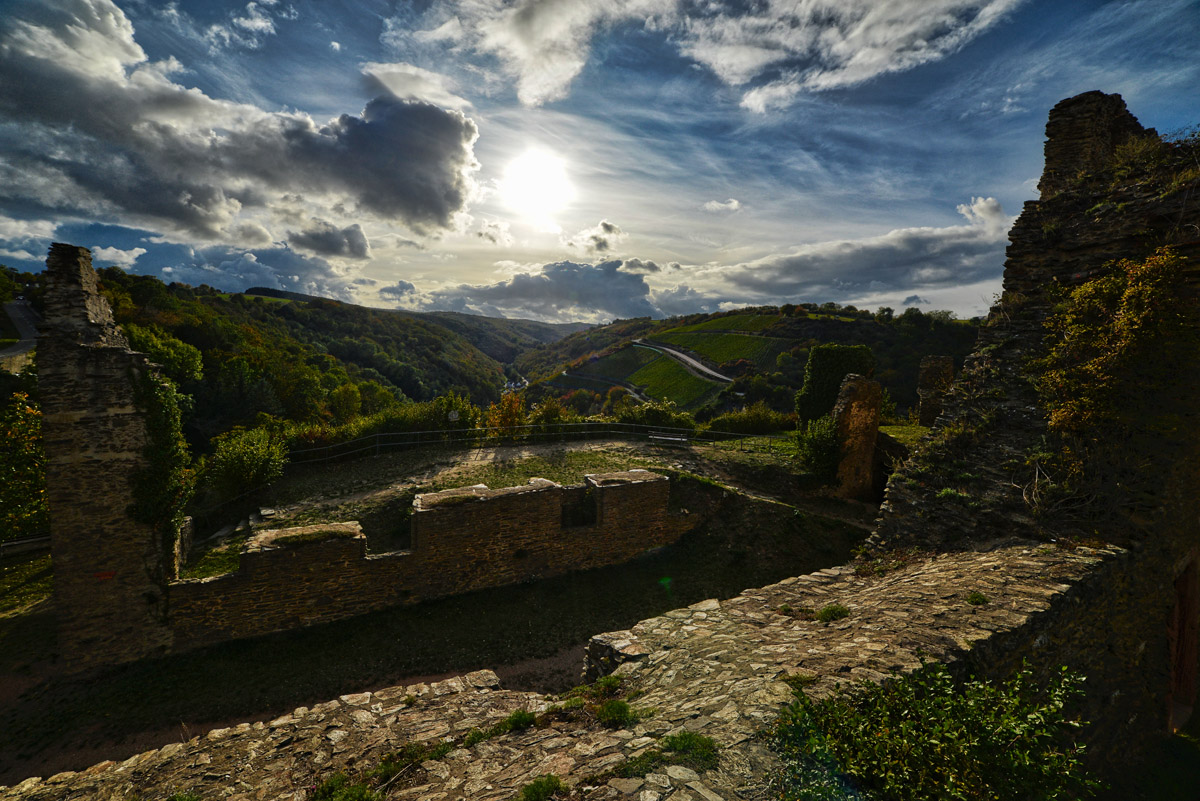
xmin=651 ymin=284 xmax=724 ymax=317
xmin=156 ymin=244 xmax=352 ymax=300
xmin=903 ymin=294 xmax=930 ymax=306
xmin=428 ymin=260 xmax=660 ymax=322
xmin=476 ymin=219 xmax=513 ymax=246
xmin=0 ymin=0 xmax=479 ymax=240
xmin=620 ymin=258 xmax=660 ymax=273
xmin=694 ymin=197 xmax=1011 ymax=304
xmin=566 ymin=220 xmax=626 ymax=255
xmin=379 ymin=280 xmax=416 ymax=298
xmin=289 ymin=221 xmax=371 ymax=259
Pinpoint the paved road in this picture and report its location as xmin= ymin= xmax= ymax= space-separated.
xmin=632 ymin=339 xmax=733 ymax=383
xmin=0 ymin=300 xmax=39 ymax=358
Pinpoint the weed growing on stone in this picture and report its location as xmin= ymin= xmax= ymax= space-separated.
xmin=462 ymin=708 xmax=538 ymax=746
xmin=516 ymin=774 xmax=567 ymax=801
xmin=771 ymin=662 xmax=1101 ymax=801
xmin=966 ymin=591 xmax=989 ymax=606
xmin=815 ymin=603 xmax=850 ymax=624
xmin=616 ymin=730 xmax=721 ymax=777
xmin=781 ymin=673 xmax=819 ymax=691
xmin=596 ymin=699 xmax=638 ymax=728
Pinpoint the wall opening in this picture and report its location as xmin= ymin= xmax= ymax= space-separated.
xmin=1168 ymin=558 xmax=1199 ymax=731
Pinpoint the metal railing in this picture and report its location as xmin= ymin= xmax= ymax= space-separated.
xmin=284 ymin=422 xmax=794 ymax=466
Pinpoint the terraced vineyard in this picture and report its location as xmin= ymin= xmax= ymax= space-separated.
xmin=651 ymin=332 xmax=793 ymax=370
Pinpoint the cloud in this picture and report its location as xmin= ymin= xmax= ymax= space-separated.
xmin=91 ymin=245 xmax=146 ymax=269
xmin=387 ymin=0 xmax=674 ymax=106
xmin=678 ymin=0 xmax=1024 ymax=98
xmin=903 ymin=294 xmax=929 ymax=306
xmin=362 ymin=62 xmax=471 ymax=110
xmin=685 ymin=197 xmax=1012 ymax=305
xmin=330 ymin=41 xmax=341 ymax=52
xmin=702 ymin=198 xmax=741 ymax=213
xmin=565 ymin=220 xmax=627 ymax=255
xmin=620 ymin=258 xmax=661 ymax=273
xmin=0 ymin=0 xmax=479 ymax=242
xmin=387 ymin=0 xmax=1021 ymax=109
xmin=477 ymin=219 xmax=514 ymax=247
xmin=651 ymin=284 xmax=724 ymax=316
xmin=158 ymin=243 xmax=351 ymax=298
xmin=288 ymin=220 xmax=371 ymax=259
xmin=204 ymin=0 xmax=298 ymax=51
xmin=379 ymin=280 xmax=416 ymax=298
xmin=427 ymin=260 xmax=661 ymax=322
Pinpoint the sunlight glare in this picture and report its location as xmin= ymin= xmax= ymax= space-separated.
xmin=500 ymin=148 xmax=575 ymax=230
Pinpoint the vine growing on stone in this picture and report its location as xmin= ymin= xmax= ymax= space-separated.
xmin=131 ymin=368 xmax=195 ymax=563
xmin=1030 ymin=247 xmax=1200 ymax=521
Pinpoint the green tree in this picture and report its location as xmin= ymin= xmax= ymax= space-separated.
xmin=794 ymin=344 xmax=875 ymax=423
xmin=0 ymin=392 xmax=48 ymax=540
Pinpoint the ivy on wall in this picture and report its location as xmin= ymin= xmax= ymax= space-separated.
xmin=1032 ymin=247 xmax=1199 ymax=521
xmin=794 ymin=344 xmax=875 ymax=423
xmin=131 ymin=368 xmax=195 ymax=563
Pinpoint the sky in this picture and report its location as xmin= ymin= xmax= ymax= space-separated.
xmin=0 ymin=0 xmax=1197 ymax=323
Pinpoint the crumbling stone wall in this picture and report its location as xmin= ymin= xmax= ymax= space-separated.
xmin=831 ymin=373 xmax=880 ymax=501
xmin=38 ymin=244 xmax=173 ymax=671
xmin=169 ymin=471 xmax=685 ymax=653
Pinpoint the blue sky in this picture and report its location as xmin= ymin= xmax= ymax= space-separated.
xmin=0 ymin=0 xmax=1196 ymax=322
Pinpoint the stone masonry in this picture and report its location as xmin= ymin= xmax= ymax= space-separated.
xmin=38 ymin=243 xmax=173 ymax=671
xmin=170 ymin=471 xmax=688 ymax=653
xmin=830 ymin=374 xmax=880 ymax=502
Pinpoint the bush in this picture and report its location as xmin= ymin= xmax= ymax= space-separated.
xmin=795 ymin=344 xmax=875 ymax=423
xmin=772 ymin=662 xmax=1099 ymax=801
xmin=706 ymin=401 xmax=794 ymax=434
xmin=797 ymin=416 xmax=840 ymax=481
xmin=614 ymin=398 xmax=697 ymax=432
xmin=0 ymin=392 xmax=47 ymax=540
xmin=206 ymin=427 xmax=287 ymax=496
xmin=815 ymin=603 xmax=850 ymax=623
xmin=596 ymin=699 xmax=638 ymax=728
xmin=517 ymin=774 xmax=566 ymax=801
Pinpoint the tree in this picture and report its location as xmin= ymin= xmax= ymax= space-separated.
xmin=794 ymin=344 xmax=875 ymax=423
xmin=0 ymin=392 xmax=47 ymax=539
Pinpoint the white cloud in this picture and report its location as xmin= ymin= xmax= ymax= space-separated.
xmin=362 ymin=62 xmax=472 ymax=110
xmin=384 ymin=0 xmax=1022 ymax=109
xmin=330 ymin=40 xmax=341 ymax=52
xmin=205 ymin=0 xmax=298 ymax=51
xmin=702 ymin=198 xmax=741 ymax=213
xmin=91 ymin=245 xmax=146 ymax=268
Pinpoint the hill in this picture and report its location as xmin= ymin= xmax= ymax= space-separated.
xmin=518 ymin=306 xmax=979 ymax=414
xmin=98 ymin=272 xmax=581 ymax=446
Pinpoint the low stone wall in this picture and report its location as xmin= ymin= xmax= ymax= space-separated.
xmin=3 ymin=542 xmax=1132 ymax=801
xmin=169 ymin=471 xmax=688 ymax=654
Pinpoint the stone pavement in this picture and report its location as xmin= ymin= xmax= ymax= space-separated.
xmin=0 ymin=541 xmax=1113 ymax=801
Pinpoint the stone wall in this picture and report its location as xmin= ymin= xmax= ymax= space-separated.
xmin=169 ymin=471 xmax=685 ymax=653
xmin=38 ymin=244 xmax=173 ymax=672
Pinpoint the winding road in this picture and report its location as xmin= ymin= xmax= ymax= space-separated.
xmin=632 ymin=339 xmax=733 ymax=383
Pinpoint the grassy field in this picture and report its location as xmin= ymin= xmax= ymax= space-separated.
xmin=628 ymin=355 xmax=721 ymax=409
xmin=664 ymin=313 xmax=781 ymax=333
xmin=880 ymin=424 xmax=930 ymax=448
xmin=573 ymin=344 xmax=657 ymax=379
xmin=652 ymin=332 xmax=792 ymax=369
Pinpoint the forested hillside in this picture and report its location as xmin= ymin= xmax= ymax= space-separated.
xmin=98 ymin=270 xmax=573 ymax=446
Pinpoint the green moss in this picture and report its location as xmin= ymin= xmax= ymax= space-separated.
xmin=516 ymin=775 xmax=566 ymax=801
xmin=815 ymin=603 xmax=850 ymax=624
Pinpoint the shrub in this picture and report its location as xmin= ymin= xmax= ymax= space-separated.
xmin=614 ymin=398 xmax=697 ymax=432
xmin=706 ymin=401 xmax=794 ymax=434
xmin=795 ymin=344 xmax=875 ymax=423
xmin=0 ymin=392 xmax=47 ymax=540
xmin=797 ymin=416 xmax=840 ymax=481
xmin=596 ymin=699 xmax=638 ymax=728
xmin=815 ymin=603 xmax=850 ymax=624
xmin=966 ymin=591 xmax=989 ymax=605
xmin=772 ymin=662 xmax=1099 ymax=801
xmin=517 ymin=774 xmax=566 ymax=801
xmin=618 ymin=731 xmax=720 ymax=777
xmin=206 ymin=426 xmax=287 ymax=496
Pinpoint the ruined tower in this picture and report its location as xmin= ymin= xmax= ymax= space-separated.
xmin=39 ymin=244 xmax=172 ymax=670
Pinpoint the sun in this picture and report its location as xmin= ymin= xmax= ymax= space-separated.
xmin=499 ymin=147 xmax=575 ymax=230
